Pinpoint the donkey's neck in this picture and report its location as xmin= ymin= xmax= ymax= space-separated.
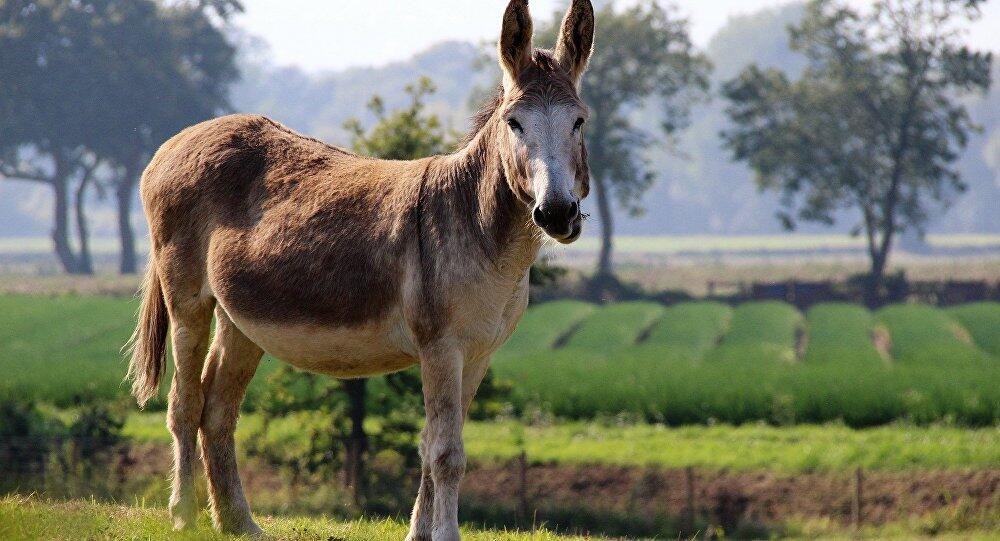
xmin=433 ymin=121 xmax=541 ymax=280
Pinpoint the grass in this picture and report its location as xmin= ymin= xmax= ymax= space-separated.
xmin=876 ymin=304 xmax=993 ymax=366
xmin=3 ymin=294 xmax=999 ymax=426
xmin=498 ymin=300 xmax=596 ymax=358
xmin=704 ymin=301 xmax=804 ymax=366
xmin=495 ymin=300 xmax=1000 ymax=426
xmin=560 ymin=301 xmax=665 ymax=354
xmin=948 ymin=301 xmax=1000 ymax=358
xmin=720 ymin=301 xmax=803 ymax=348
xmin=643 ymin=301 xmax=732 ymax=355
xmin=463 ymin=422 xmax=1000 ymax=472
xmin=0 ymin=495 xmax=595 ymax=541
xmin=802 ymin=303 xmax=884 ymax=365
xmin=119 ymin=413 xmax=1000 ymax=473
xmin=0 ymin=295 xmax=138 ymax=407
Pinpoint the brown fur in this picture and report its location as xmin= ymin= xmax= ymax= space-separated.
xmin=126 ymin=1 xmax=595 ymax=538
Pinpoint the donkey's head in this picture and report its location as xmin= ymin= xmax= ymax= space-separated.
xmin=496 ymin=0 xmax=594 ymax=244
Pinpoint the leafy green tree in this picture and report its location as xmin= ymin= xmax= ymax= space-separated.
xmin=536 ymin=1 xmax=710 ymax=284
xmin=722 ymin=0 xmax=992 ymax=304
xmin=0 ymin=0 xmax=238 ymax=274
xmin=345 ymin=77 xmax=450 ymax=160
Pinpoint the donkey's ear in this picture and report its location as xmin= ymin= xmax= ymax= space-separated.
xmin=553 ymin=0 xmax=595 ymax=85
xmin=498 ymin=0 xmax=534 ymax=90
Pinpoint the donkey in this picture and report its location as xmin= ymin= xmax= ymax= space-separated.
xmin=125 ymin=0 xmax=594 ymax=538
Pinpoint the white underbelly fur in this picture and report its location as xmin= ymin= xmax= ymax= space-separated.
xmin=227 ymin=309 xmax=419 ymax=378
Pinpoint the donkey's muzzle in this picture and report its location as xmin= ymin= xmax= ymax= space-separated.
xmin=533 ymin=200 xmax=581 ymax=242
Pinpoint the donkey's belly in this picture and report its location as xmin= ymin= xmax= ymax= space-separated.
xmin=228 ymin=311 xmax=419 ymax=378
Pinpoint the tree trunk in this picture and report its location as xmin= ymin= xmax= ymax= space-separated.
xmin=864 ymin=228 xmax=895 ymax=309
xmin=51 ymin=176 xmax=83 ymax=275
xmin=116 ymin=179 xmax=138 ymax=275
xmin=592 ymin=174 xmax=614 ymax=279
xmin=342 ymin=379 xmax=368 ymax=508
xmin=73 ymin=174 xmax=94 ymax=275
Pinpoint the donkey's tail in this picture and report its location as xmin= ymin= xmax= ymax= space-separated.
xmin=124 ymin=261 xmax=169 ymax=408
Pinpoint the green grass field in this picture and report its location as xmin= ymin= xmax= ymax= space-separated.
xmin=1 ymin=295 xmax=998 ymax=426
xmin=120 ymin=412 xmax=1000 ymax=473
xmin=0 ymin=496 xmax=593 ymax=541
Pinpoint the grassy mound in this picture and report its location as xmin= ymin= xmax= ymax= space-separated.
xmin=643 ymin=301 xmax=732 ymax=355
xmin=707 ymin=301 xmax=804 ymax=364
xmin=498 ymin=300 xmax=595 ymax=358
xmin=948 ymin=301 xmax=1000 ymax=358
xmin=560 ymin=301 xmax=665 ymax=353
xmin=802 ymin=303 xmax=884 ymax=365
xmin=876 ymin=304 xmax=992 ymax=366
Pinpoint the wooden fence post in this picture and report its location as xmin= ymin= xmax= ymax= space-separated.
xmin=518 ymin=450 xmax=529 ymax=527
xmin=683 ymin=466 xmax=696 ymax=533
xmin=852 ymin=467 xmax=864 ymax=530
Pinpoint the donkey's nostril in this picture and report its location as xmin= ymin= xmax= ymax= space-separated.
xmin=569 ymin=201 xmax=579 ymax=217
xmin=532 ymin=206 xmax=547 ymax=227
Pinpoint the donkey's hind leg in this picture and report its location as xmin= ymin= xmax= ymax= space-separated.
xmin=163 ymin=290 xmax=214 ymax=530
xmin=200 ymin=307 xmax=264 ymax=534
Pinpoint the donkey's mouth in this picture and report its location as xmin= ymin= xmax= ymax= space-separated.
xmin=551 ymin=219 xmax=583 ymax=245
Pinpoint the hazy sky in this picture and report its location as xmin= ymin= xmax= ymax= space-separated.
xmin=236 ymin=0 xmax=1000 ymax=73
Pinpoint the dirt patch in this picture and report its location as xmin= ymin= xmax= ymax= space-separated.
xmin=122 ymin=444 xmax=1000 ymax=531
xmin=949 ymin=322 xmax=975 ymax=345
xmin=872 ymin=324 xmax=893 ymax=363
xmin=462 ymin=463 xmax=1000 ymax=528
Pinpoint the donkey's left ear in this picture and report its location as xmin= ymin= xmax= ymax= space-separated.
xmin=553 ymin=0 xmax=595 ymax=85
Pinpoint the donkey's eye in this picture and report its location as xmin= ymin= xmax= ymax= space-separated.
xmin=507 ymin=118 xmax=524 ymax=134
xmin=573 ymin=118 xmax=586 ymax=132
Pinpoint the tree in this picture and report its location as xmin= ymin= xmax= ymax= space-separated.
xmin=105 ymin=0 xmax=239 ymax=274
xmin=0 ymin=0 xmax=238 ymax=274
xmin=722 ymin=0 xmax=992 ymax=305
xmin=536 ymin=1 xmax=709 ymax=284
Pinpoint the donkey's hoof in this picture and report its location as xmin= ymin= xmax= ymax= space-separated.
xmin=169 ymin=500 xmax=198 ymax=531
xmin=404 ymin=533 xmax=432 ymax=541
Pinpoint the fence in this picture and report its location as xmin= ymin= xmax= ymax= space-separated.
xmin=460 ymin=453 xmax=999 ymax=538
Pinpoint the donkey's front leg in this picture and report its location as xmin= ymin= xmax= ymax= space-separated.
xmin=408 ymin=354 xmax=491 ymax=541
xmin=413 ymin=341 xmax=466 ymax=541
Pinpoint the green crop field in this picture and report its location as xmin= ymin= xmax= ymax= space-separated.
xmin=949 ymin=302 xmax=1000 ymax=357
xmin=802 ymin=303 xmax=884 ymax=365
xmin=643 ymin=301 xmax=731 ymax=355
xmin=560 ymin=301 xmax=665 ymax=354
xmin=1 ymin=295 xmax=998 ymax=426
xmin=495 ymin=300 xmax=1000 ymax=426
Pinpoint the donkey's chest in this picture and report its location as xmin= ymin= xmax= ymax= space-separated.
xmin=447 ymin=275 xmax=531 ymax=361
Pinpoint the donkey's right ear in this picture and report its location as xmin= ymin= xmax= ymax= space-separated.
xmin=498 ymin=0 xmax=534 ymax=91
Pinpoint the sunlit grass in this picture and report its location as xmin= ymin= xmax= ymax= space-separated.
xmin=0 ymin=495 xmax=595 ymax=541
